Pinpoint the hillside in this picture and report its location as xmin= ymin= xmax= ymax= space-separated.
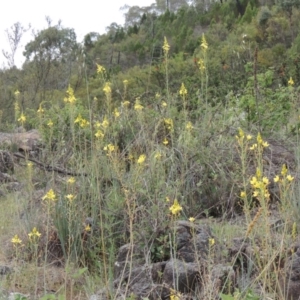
xmin=0 ymin=0 xmax=300 ymax=299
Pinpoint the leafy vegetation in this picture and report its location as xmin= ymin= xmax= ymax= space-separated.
xmin=1 ymin=0 xmax=300 ymax=299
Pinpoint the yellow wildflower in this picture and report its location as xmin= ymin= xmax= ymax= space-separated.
xmin=95 ymin=129 xmax=104 ymax=138
xmin=67 ymin=177 xmax=76 ymax=184
xmin=104 ymin=144 xmax=115 ymax=153
xmin=94 ymin=121 xmax=101 ymax=128
xmin=27 ymin=162 xmax=33 ymax=168
xmin=250 ymin=144 xmax=257 ymax=150
xmin=14 ymin=90 xmax=20 ymax=97
xmin=42 ymin=189 xmax=56 ymax=202
xmin=161 ymin=101 xmax=167 ymax=107
xmin=122 ymin=100 xmax=130 ymax=107
xmin=134 ymin=98 xmax=143 ymax=111
xmin=162 ymin=36 xmax=170 ymax=54
xmin=137 ymin=154 xmax=146 ymax=164
xmin=246 ymin=135 xmax=252 ymax=140
xmin=164 ymin=118 xmax=173 ymax=131
xmin=18 ymin=113 xmax=26 ymax=123
xmin=240 ymin=191 xmax=246 ymax=198
xmin=28 ymin=227 xmax=41 ymax=240
xmin=163 ymin=138 xmax=169 ymax=145
xmin=166 ymin=197 xmax=170 ymax=202
xmin=79 ymin=118 xmax=90 ymax=128
xmin=281 ymin=164 xmax=288 ymax=176
xmin=169 ymin=199 xmax=182 ymax=216
xmin=65 ymin=194 xmax=76 ymax=202
xmin=198 ymin=59 xmax=205 ymax=71
xmin=154 ymin=152 xmax=162 ymax=159
xmin=103 ymin=82 xmax=111 ymax=96
xmin=37 ymin=105 xmax=44 ymax=114
xmin=189 ymin=217 xmax=195 ymax=222
xmin=179 ymin=83 xmax=187 ymax=96
xmin=155 ymin=93 xmax=161 ymax=99
xmin=96 ymin=64 xmax=105 ymax=74
xmin=186 ymin=121 xmax=193 ymax=130
xmin=64 ymin=85 xmax=76 ymax=104
xmin=209 ymin=238 xmax=215 ymax=247
xmin=287 ymin=175 xmax=294 ymax=182
xmin=288 ymin=77 xmax=294 ymax=86
xmin=85 ymin=224 xmax=91 ymax=232
xmin=201 ymin=34 xmax=208 ymax=51
xmin=74 ymin=114 xmax=82 ymax=124
xmin=262 ymin=177 xmax=269 ymax=185
xmin=114 ymin=108 xmax=120 ymax=118
xmin=274 ymin=175 xmax=280 ymax=183
xmin=101 ymin=116 xmax=109 ymax=128
xmin=11 ymin=235 xmax=22 ymax=245
xmin=123 ymin=79 xmax=128 ymax=86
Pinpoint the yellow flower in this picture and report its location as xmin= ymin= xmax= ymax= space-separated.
xmin=67 ymin=177 xmax=76 ymax=184
xmin=114 ymin=108 xmax=120 ymax=118
xmin=74 ymin=114 xmax=82 ymax=124
xmin=103 ymin=82 xmax=111 ymax=96
xmin=123 ymin=79 xmax=128 ymax=86
xmin=137 ymin=154 xmax=146 ymax=164
xmin=155 ymin=93 xmax=161 ymax=99
xmin=246 ymin=135 xmax=252 ymax=140
xmin=287 ymin=175 xmax=294 ymax=182
xmin=154 ymin=152 xmax=162 ymax=159
xmin=179 ymin=83 xmax=187 ymax=96
xmin=164 ymin=118 xmax=173 ymax=131
xmin=250 ymin=144 xmax=257 ymax=150
xmin=189 ymin=217 xmax=195 ymax=222
xmin=288 ymin=77 xmax=294 ymax=86
xmin=122 ymin=100 xmax=130 ymax=107
xmin=161 ymin=101 xmax=167 ymax=107
xmin=162 ymin=36 xmax=170 ymax=54
xmin=274 ymin=175 xmax=280 ymax=183
xmin=94 ymin=121 xmax=101 ymax=128
xmin=11 ymin=234 xmax=22 ymax=245
xmin=262 ymin=177 xmax=269 ymax=185
xmin=198 ymin=59 xmax=205 ymax=71
xmin=28 ymin=227 xmax=41 ymax=240
xmin=104 ymin=144 xmax=115 ymax=153
xmin=169 ymin=199 xmax=182 ymax=216
xmin=65 ymin=194 xmax=76 ymax=202
xmin=163 ymin=138 xmax=169 ymax=145
xmin=18 ymin=113 xmax=26 ymax=123
xmin=101 ymin=116 xmax=109 ymax=128
xmin=42 ymin=189 xmax=56 ymax=202
xmin=281 ymin=164 xmax=288 ymax=176
xmin=134 ymin=98 xmax=144 ymax=111
xmin=64 ymin=85 xmax=76 ymax=104
xmin=201 ymin=34 xmax=208 ymax=51
xmin=240 ymin=191 xmax=246 ymax=198
xmin=209 ymin=238 xmax=215 ymax=247
xmin=263 ymin=141 xmax=269 ymax=147
xmin=79 ymin=118 xmax=90 ymax=128
xmin=85 ymin=224 xmax=91 ymax=232
xmin=96 ymin=63 xmax=105 ymax=74
xmin=186 ymin=121 xmax=193 ymax=130
xmin=14 ymin=90 xmax=20 ymax=97
xmin=95 ymin=129 xmax=104 ymax=138
xmin=166 ymin=196 xmax=170 ymax=202
xmin=37 ymin=105 xmax=44 ymax=114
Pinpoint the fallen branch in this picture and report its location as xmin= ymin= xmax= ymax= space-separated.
xmin=13 ymin=152 xmax=88 ymax=177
